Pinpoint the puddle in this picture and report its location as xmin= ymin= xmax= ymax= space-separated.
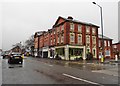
xmin=40 ymin=59 xmax=108 ymax=71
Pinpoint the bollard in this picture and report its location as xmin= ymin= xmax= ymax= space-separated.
xmin=101 ymin=57 xmax=104 ymax=63
xmin=22 ymin=54 xmax=24 ymax=59
xmin=115 ymin=55 xmax=118 ymax=61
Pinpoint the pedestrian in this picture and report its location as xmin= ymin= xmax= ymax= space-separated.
xmin=53 ymin=51 xmax=54 ymax=59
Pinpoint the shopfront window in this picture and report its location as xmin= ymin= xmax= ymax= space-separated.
xmin=105 ymin=50 xmax=110 ymax=56
xmin=69 ymin=48 xmax=83 ymax=56
xmin=56 ymin=48 xmax=65 ymax=56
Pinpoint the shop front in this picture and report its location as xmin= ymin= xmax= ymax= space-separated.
xmin=55 ymin=45 xmax=86 ymax=60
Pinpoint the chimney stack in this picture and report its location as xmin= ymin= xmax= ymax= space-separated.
xmin=67 ymin=16 xmax=73 ymax=20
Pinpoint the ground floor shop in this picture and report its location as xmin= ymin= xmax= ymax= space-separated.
xmin=35 ymin=45 xmax=98 ymax=60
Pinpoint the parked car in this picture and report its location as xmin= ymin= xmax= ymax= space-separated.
xmin=2 ymin=52 xmax=10 ymax=59
xmin=8 ymin=52 xmax=23 ymax=64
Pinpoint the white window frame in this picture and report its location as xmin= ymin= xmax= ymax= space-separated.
xmin=57 ymin=36 xmax=59 ymax=43
xmin=78 ymin=34 xmax=82 ymax=44
xmin=108 ymin=41 xmax=110 ymax=46
xmin=92 ymin=27 xmax=96 ymax=34
xmin=70 ymin=33 xmax=75 ymax=42
xmin=78 ymin=24 xmax=82 ymax=32
xmin=51 ymin=39 xmax=52 ymax=45
xmin=54 ymin=31 xmax=55 ymax=34
xmin=104 ymin=41 xmax=107 ymax=46
xmin=57 ymin=27 xmax=60 ymax=32
xmin=92 ymin=48 xmax=96 ymax=57
xmin=99 ymin=40 xmax=101 ymax=47
xmin=70 ymin=23 xmax=74 ymax=31
xmin=86 ymin=35 xmax=90 ymax=43
xmin=86 ymin=26 xmax=90 ymax=33
xmin=61 ymin=25 xmax=64 ymax=31
xmin=54 ymin=38 xmax=55 ymax=43
xmin=92 ymin=36 xmax=96 ymax=44
xmin=61 ymin=34 xmax=64 ymax=43
xmin=105 ymin=50 xmax=110 ymax=56
xmin=114 ymin=45 xmax=117 ymax=48
xmin=86 ymin=48 xmax=90 ymax=53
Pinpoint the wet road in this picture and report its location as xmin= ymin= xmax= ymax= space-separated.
xmin=2 ymin=57 xmax=118 ymax=85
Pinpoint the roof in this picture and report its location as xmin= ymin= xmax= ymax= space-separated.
xmin=53 ymin=16 xmax=99 ymax=28
xmin=34 ymin=31 xmax=46 ymax=37
xmin=35 ymin=31 xmax=45 ymax=36
xmin=113 ymin=41 xmax=120 ymax=45
xmin=98 ymin=34 xmax=113 ymax=40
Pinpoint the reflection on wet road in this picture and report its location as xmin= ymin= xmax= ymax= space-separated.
xmin=2 ymin=57 xmax=118 ymax=84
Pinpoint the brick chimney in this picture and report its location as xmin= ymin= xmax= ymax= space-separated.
xmin=67 ymin=16 xmax=73 ymax=20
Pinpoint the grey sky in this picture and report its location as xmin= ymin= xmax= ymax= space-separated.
xmin=1 ymin=0 xmax=119 ymax=50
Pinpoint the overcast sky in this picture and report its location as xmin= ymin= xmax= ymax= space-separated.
xmin=0 ymin=0 xmax=119 ymax=50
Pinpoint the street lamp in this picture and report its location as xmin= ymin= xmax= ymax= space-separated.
xmin=92 ymin=2 xmax=104 ymax=62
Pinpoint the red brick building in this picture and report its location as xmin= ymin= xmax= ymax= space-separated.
xmin=34 ymin=31 xmax=45 ymax=57
xmin=34 ymin=16 xmax=100 ymax=60
xmin=112 ymin=41 xmax=120 ymax=58
xmin=98 ymin=35 xmax=113 ymax=59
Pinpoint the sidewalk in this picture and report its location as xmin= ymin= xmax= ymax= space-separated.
xmin=32 ymin=57 xmax=118 ymax=68
xmin=30 ymin=57 xmax=119 ymax=76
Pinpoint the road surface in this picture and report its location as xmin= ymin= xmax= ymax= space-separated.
xmin=2 ymin=57 xmax=119 ymax=85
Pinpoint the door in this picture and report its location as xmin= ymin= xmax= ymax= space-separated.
xmin=43 ymin=51 xmax=48 ymax=58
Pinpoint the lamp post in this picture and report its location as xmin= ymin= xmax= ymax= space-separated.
xmin=92 ymin=2 xmax=104 ymax=62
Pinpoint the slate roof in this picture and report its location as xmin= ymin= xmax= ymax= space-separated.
xmin=53 ymin=16 xmax=99 ymax=28
xmin=98 ymin=34 xmax=113 ymax=40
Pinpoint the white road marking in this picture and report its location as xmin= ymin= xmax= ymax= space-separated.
xmin=63 ymin=73 xmax=102 ymax=85
xmin=48 ymin=65 xmax=53 ymax=67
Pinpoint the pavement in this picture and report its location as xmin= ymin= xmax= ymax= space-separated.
xmin=2 ymin=56 xmax=119 ymax=85
xmin=32 ymin=57 xmax=119 ymax=80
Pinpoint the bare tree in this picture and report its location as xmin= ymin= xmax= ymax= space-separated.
xmin=25 ymin=35 xmax=34 ymax=56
